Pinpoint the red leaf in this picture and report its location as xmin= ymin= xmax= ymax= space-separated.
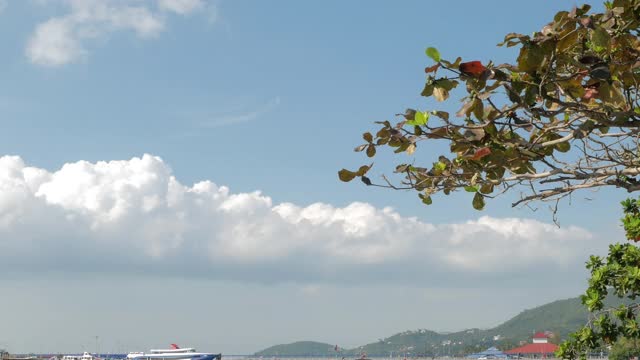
xmin=425 ymin=64 xmax=440 ymax=73
xmin=583 ymin=82 xmax=600 ymax=101
xmin=580 ymin=17 xmax=594 ymax=29
xmin=471 ymin=147 xmax=491 ymax=160
xmin=459 ymin=61 xmax=487 ymax=77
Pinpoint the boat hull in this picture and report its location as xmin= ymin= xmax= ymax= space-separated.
xmin=127 ymin=354 xmax=220 ymax=360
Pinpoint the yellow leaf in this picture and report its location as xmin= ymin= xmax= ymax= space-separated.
xmin=433 ymin=87 xmax=449 ymax=102
xmin=406 ymin=143 xmax=416 ymax=155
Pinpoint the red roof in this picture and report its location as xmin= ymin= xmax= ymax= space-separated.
xmin=532 ymin=332 xmax=548 ymax=339
xmin=504 ymin=343 xmax=558 ymax=355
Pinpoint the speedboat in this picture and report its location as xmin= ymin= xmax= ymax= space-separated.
xmin=126 ymin=345 xmax=220 ymax=360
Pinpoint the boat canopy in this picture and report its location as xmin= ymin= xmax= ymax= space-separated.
xmin=466 ymin=347 xmax=508 ymax=358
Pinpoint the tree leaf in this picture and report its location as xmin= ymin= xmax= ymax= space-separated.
xmin=479 ymin=183 xmax=494 ymax=194
xmin=459 ymin=61 xmax=486 ymax=77
xmin=434 ymin=161 xmax=447 ymax=171
xmin=464 ymin=185 xmax=479 ymax=192
xmin=425 ymin=64 xmax=440 ymax=73
xmin=421 ymin=83 xmax=434 ymax=97
xmin=517 ymin=45 xmax=544 ymax=72
xmin=338 ymin=169 xmax=356 ymax=182
xmin=557 ymin=27 xmax=580 ymax=52
xmin=419 ymin=193 xmax=433 ymax=205
xmin=591 ymin=26 xmax=610 ymax=52
xmin=354 ymin=144 xmax=367 ymax=152
xmin=464 ymin=128 xmax=485 ymax=142
xmin=406 ymin=143 xmax=416 ymax=155
xmin=432 ymin=111 xmax=449 ymax=121
xmin=366 ymin=144 xmax=376 ymax=157
xmin=555 ymin=141 xmax=571 ymax=153
xmin=472 ymin=98 xmax=484 ymax=120
xmin=472 ymin=192 xmax=485 ymax=210
xmin=425 ymin=47 xmax=441 ymax=62
xmin=456 ymin=101 xmax=475 ymax=118
xmin=355 ymin=165 xmax=371 ymax=176
xmin=433 ymin=86 xmax=449 ymax=102
xmin=472 ymin=147 xmax=492 ymax=160
xmin=407 ymin=111 xmax=429 ymax=126
xmin=435 ymin=79 xmax=458 ymax=91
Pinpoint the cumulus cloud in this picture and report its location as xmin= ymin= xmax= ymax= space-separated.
xmin=26 ymin=0 xmax=210 ymax=67
xmin=0 ymin=154 xmax=597 ymax=285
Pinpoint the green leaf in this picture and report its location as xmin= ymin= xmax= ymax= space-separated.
xmin=464 ymin=185 xmax=479 ymax=192
xmin=591 ymin=27 xmax=610 ymax=52
xmin=517 ymin=44 xmax=545 ymax=73
xmin=415 ymin=111 xmax=428 ymax=125
xmin=425 ymin=47 xmax=441 ymax=62
xmin=435 ymin=79 xmax=458 ymax=91
xmin=472 ymin=192 xmax=485 ymax=210
xmin=555 ymin=141 xmax=571 ymax=153
xmin=407 ymin=111 xmax=429 ymax=126
xmin=434 ymin=161 xmax=447 ymax=171
xmin=338 ymin=169 xmax=356 ymax=182
xmin=419 ymin=193 xmax=433 ymax=205
xmin=421 ymin=83 xmax=434 ymax=97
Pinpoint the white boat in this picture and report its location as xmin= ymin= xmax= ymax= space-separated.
xmin=126 ymin=345 xmax=220 ymax=360
xmin=62 ymin=353 xmax=98 ymax=360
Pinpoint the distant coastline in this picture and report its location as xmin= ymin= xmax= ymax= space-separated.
xmin=254 ymin=295 xmax=624 ymax=357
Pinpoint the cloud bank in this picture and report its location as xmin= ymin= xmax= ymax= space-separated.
xmin=0 ymin=154 xmax=596 ymax=284
xmin=26 ymin=0 xmax=208 ymax=67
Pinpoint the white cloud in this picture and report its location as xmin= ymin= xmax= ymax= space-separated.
xmin=26 ymin=0 xmax=210 ymax=67
xmin=158 ymin=0 xmax=204 ymax=15
xmin=0 ymin=154 xmax=598 ymax=285
xmin=27 ymin=18 xmax=85 ymax=67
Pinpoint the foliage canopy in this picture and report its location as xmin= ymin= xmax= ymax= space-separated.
xmin=608 ymin=337 xmax=640 ymax=360
xmin=340 ymin=0 xmax=640 ymax=213
xmin=340 ymin=1 xmax=640 ymax=359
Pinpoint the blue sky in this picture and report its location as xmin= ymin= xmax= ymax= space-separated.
xmin=0 ymin=0 xmax=623 ymax=355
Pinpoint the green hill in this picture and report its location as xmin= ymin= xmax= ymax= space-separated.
xmin=255 ymin=341 xmax=337 ymax=356
xmin=254 ymin=294 xmax=628 ymax=356
xmin=491 ymin=297 xmax=588 ymax=341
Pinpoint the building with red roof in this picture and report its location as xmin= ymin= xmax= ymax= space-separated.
xmin=532 ymin=333 xmax=548 ymax=342
xmin=504 ymin=332 xmax=558 ymax=358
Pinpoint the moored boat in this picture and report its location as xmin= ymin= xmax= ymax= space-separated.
xmin=126 ymin=345 xmax=220 ymax=360
xmin=61 ymin=352 xmax=99 ymax=360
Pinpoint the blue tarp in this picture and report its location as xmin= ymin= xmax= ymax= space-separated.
xmin=466 ymin=347 xmax=508 ymax=358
